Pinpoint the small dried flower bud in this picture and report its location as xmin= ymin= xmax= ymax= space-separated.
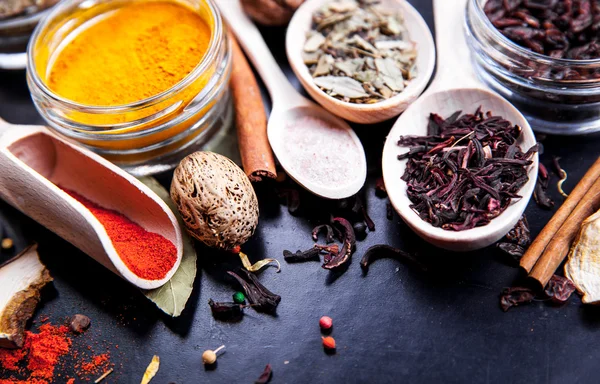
xmin=322 ymin=336 xmax=336 ymax=350
xmin=202 ymin=350 xmax=217 ymax=365
xmin=319 ymin=316 xmax=333 ymax=330
xmin=202 ymin=345 xmax=225 ymax=365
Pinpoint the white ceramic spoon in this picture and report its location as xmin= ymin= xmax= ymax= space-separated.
xmin=217 ymin=1 xmax=367 ymax=199
xmin=0 ymin=118 xmax=183 ymax=289
xmin=382 ymin=0 xmax=538 ymax=251
xmin=286 ymin=0 xmax=436 ymax=124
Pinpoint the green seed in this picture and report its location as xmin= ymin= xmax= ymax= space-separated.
xmin=232 ymin=292 xmax=246 ymax=304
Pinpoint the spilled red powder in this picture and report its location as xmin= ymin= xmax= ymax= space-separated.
xmin=0 ymin=324 xmax=71 ymax=383
xmin=63 ymin=189 xmax=177 ymax=280
xmin=78 ymin=353 xmax=110 ymax=375
xmin=0 ymin=349 xmax=24 ymax=370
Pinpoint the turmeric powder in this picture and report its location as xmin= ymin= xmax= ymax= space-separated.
xmin=47 ymin=1 xmax=212 ymax=106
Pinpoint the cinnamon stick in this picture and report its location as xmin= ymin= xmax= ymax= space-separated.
xmin=529 ymin=175 xmax=600 ymax=287
xmin=229 ymin=33 xmax=277 ymax=182
xmin=520 ymin=156 xmax=600 ymax=272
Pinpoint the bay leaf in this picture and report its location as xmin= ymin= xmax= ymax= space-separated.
xmin=334 ymin=60 xmax=360 ymax=76
xmin=328 ymin=0 xmax=357 ymax=13
xmin=313 ymin=75 xmax=369 ymax=98
xmin=304 ymin=33 xmax=326 ymax=53
xmin=348 ymin=35 xmax=377 ymax=53
xmin=138 ymin=177 xmax=197 ymax=317
xmin=379 ymin=85 xmax=393 ymax=99
xmin=375 ymin=57 xmax=404 ymax=92
xmin=302 ymin=51 xmax=320 ymax=65
xmin=382 ymin=15 xmax=404 ymax=35
xmin=312 ymin=54 xmax=334 ymax=77
xmin=374 ymin=40 xmax=412 ymax=51
xmin=354 ymin=69 xmax=377 ymax=83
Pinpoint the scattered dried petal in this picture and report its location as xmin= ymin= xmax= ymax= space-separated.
xmin=360 ymin=244 xmax=427 ymax=273
xmin=500 ymin=287 xmax=535 ymax=311
xmin=283 ymin=247 xmax=321 ymax=263
xmin=255 ymin=364 xmax=273 ymax=384
xmin=140 ymin=355 xmax=160 ymax=384
xmin=239 ymin=252 xmax=281 ymax=273
xmin=208 ymin=299 xmax=243 ymax=320
xmin=545 ymin=275 xmax=577 ymax=304
xmin=227 ymin=270 xmax=281 ymax=313
xmin=552 ymin=156 xmax=569 ymax=198
xmin=322 ymin=217 xmax=355 ymax=269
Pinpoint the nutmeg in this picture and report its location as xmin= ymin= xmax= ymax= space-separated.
xmin=170 ymin=152 xmax=259 ymax=250
xmin=241 ymin=0 xmax=305 ymax=26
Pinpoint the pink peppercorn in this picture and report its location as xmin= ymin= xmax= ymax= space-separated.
xmin=319 ymin=316 xmax=333 ymax=330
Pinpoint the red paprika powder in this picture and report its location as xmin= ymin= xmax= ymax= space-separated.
xmin=0 ymin=323 xmax=71 ymax=383
xmin=64 ymin=189 xmax=177 ymax=280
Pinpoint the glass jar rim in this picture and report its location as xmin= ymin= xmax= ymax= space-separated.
xmin=26 ymin=0 xmax=225 ymax=112
xmin=470 ymin=0 xmax=600 ymax=66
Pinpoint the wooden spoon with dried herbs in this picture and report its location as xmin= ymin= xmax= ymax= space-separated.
xmin=218 ymin=0 xmax=367 ymax=199
xmin=381 ymin=0 xmax=538 ymax=251
xmin=286 ymin=0 xmax=435 ymax=123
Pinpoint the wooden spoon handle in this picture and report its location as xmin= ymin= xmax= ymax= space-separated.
xmin=429 ymin=0 xmax=481 ymax=93
xmin=217 ymin=0 xmax=304 ymax=106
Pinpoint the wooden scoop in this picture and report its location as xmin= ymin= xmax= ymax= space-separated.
xmin=0 ymin=118 xmax=183 ymax=289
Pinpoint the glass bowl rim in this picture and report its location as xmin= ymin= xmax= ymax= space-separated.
xmin=0 ymin=6 xmax=54 ymax=30
xmin=469 ymin=0 xmax=600 ymax=66
xmin=26 ymin=0 xmax=225 ymax=112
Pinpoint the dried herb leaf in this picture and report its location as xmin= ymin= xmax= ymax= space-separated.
xmin=139 ymin=177 xmax=197 ymax=317
xmin=304 ymin=33 xmax=326 ymax=52
xmin=307 ymin=0 xmax=417 ymax=103
xmin=239 ymin=251 xmax=281 ymax=273
xmin=375 ymin=57 xmax=405 ymax=91
xmin=552 ymin=156 xmax=569 ymax=198
xmin=141 ymin=355 xmax=160 ymax=384
xmin=375 ymin=40 xmax=413 ymax=50
xmin=313 ymin=76 xmax=369 ymax=98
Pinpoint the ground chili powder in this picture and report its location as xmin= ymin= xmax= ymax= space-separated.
xmin=0 ymin=324 xmax=71 ymax=383
xmin=64 ymin=189 xmax=177 ymax=280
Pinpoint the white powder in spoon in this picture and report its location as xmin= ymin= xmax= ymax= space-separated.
xmin=282 ymin=116 xmax=363 ymax=187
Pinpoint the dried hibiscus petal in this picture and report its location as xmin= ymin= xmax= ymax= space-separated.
xmin=322 ymin=217 xmax=355 ymax=270
xmin=283 ymin=247 xmax=321 ymax=263
xmin=545 ymin=275 xmax=577 ymax=304
xmin=500 ymin=287 xmax=535 ymax=311
xmin=497 ymin=242 xmax=526 ymax=260
xmin=255 ymin=364 xmax=273 ymax=384
xmin=209 ymin=299 xmax=243 ymax=320
xmin=227 ymin=270 xmax=281 ymax=313
xmin=312 ymin=224 xmax=335 ymax=243
xmin=360 ymin=244 xmax=427 ymax=273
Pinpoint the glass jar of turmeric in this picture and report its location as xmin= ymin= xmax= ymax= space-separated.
xmin=26 ymin=0 xmax=232 ymax=175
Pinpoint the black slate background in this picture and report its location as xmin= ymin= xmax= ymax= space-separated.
xmin=2 ymin=1 xmax=600 ymax=383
